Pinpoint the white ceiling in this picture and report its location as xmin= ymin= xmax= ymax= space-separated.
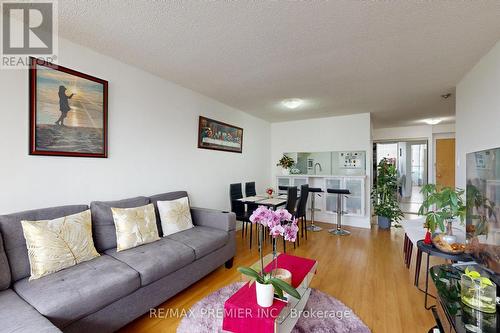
xmin=57 ymin=1 xmax=500 ymax=127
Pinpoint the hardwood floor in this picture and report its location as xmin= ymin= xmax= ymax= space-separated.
xmin=120 ymin=221 xmax=444 ymax=333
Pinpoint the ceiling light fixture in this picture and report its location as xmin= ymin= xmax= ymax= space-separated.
xmin=441 ymin=93 xmax=452 ymax=99
xmin=281 ymin=98 xmax=303 ymax=109
xmin=423 ymin=118 xmax=442 ymax=125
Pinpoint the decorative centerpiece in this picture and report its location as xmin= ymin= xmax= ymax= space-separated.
xmin=237 ymin=206 xmax=300 ymax=307
xmin=418 ymin=184 xmax=466 ymax=252
xmin=266 ymin=187 xmax=274 ymax=198
xmin=371 ymin=158 xmax=404 ymax=229
xmin=460 ymin=267 xmax=497 ymax=313
xmin=276 ymin=155 xmax=295 ymax=175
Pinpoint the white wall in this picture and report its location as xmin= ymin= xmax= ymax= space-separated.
xmin=270 ymin=113 xmax=372 ymax=228
xmin=456 ymin=40 xmax=500 ymax=188
xmin=0 ymin=38 xmax=271 ymax=214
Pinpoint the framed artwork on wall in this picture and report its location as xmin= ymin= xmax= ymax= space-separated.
xmin=29 ymin=57 xmax=108 ymax=157
xmin=197 ymin=116 xmax=243 ymax=153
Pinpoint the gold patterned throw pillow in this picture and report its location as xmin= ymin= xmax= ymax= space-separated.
xmin=21 ymin=210 xmax=100 ymax=281
xmin=157 ymin=197 xmax=194 ymax=236
xmin=111 ymin=204 xmax=160 ymax=252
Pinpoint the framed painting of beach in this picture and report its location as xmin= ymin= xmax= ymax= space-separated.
xmin=197 ymin=116 xmax=243 ymax=153
xmin=29 ymin=57 xmax=108 ymax=158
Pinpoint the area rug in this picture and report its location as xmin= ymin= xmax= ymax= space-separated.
xmin=177 ymin=282 xmax=371 ymax=333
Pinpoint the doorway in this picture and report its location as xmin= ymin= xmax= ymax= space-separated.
xmin=374 ymin=140 xmax=428 ymax=214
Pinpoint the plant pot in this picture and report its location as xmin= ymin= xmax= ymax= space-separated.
xmin=281 ymin=168 xmax=290 ymax=175
xmin=377 ymin=216 xmax=391 ymax=229
xmin=255 ymin=281 xmax=274 ymax=307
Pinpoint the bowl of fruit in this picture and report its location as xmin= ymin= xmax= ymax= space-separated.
xmin=432 ymin=233 xmax=466 ymax=254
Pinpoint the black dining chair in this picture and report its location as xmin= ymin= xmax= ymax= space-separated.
xmin=245 ymin=181 xmax=259 ymax=213
xmin=245 ymin=182 xmax=256 ymax=197
xmin=285 ymin=186 xmax=298 ymax=216
xmin=230 ymin=183 xmax=253 ymax=248
xmin=294 ymin=184 xmax=309 ymax=244
xmin=281 ymin=186 xmax=298 ymax=253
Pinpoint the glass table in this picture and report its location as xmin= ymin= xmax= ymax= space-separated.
xmin=429 ymin=264 xmax=498 ymax=333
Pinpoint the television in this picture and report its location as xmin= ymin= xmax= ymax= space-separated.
xmin=466 ymin=147 xmax=500 ymax=274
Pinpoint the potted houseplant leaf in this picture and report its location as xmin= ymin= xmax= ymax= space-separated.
xmin=418 ymin=184 xmax=466 ymax=244
xmin=371 ymin=158 xmax=404 ymax=229
xmin=237 ymin=206 xmax=301 ymax=307
xmin=276 ymin=155 xmax=295 ymax=175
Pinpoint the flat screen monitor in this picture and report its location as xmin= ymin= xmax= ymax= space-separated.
xmin=466 ymin=147 xmax=500 ymax=273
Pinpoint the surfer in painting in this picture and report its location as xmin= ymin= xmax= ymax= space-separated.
xmin=55 ymin=85 xmax=75 ymax=126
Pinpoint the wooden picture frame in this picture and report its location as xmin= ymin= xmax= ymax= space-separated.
xmin=197 ymin=116 xmax=243 ymax=153
xmin=29 ymin=57 xmax=108 ymax=158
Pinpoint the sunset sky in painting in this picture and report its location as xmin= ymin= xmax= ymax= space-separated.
xmin=36 ymin=66 xmax=104 ymax=129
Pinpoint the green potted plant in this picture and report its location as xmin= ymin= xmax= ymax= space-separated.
xmin=276 ymin=154 xmax=295 ymax=175
xmin=371 ymin=158 xmax=404 ymax=229
xmin=418 ymin=184 xmax=466 ymax=243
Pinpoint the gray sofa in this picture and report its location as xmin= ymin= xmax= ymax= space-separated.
xmin=0 ymin=191 xmax=236 ymax=333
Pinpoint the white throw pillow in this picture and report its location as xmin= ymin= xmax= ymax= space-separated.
xmin=111 ymin=204 xmax=160 ymax=252
xmin=21 ymin=210 xmax=100 ymax=280
xmin=157 ymin=197 xmax=194 ymax=236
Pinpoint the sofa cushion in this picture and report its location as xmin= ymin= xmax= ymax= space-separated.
xmin=0 ymin=234 xmax=11 ymax=290
xmin=157 ymin=197 xmax=194 ymax=237
xmin=166 ymin=226 xmax=229 ymax=259
xmin=0 ymin=289 xmax=61 ymax=333
xmin=105 ymin=238 xmax=195 ymax=286
xmin=90 ymin=196 xmax=150 ymax=252
xmin=21 ymin=209 xmax=100 ymax=280
xmin=0 ymin=205 xmax=89 ymax=282
xmin=13 ymin=255 xmax=140 ymax=329
xmin=111 ymin=204 xmax=160 ymax=252
xmin=149 ymin=191 xmax=188 ymax=237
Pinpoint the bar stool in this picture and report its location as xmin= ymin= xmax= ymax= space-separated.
xmin=326 ymin=189 xmax=351 ymax=236
xmin=307 ymin=187 xmax=323 ymax=232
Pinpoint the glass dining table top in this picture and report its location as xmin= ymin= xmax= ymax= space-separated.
xmin=237 ymin=194 xmax=290 ymax=207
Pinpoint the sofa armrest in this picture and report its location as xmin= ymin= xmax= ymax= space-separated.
xmin=190 ymin=207 xmax=236 ymax=232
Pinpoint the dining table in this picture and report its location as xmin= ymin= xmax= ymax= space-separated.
xmin=237 ymin=194 xmax=298 ymax=253
xmin=237 ymin=194 xmax=290 ymax=210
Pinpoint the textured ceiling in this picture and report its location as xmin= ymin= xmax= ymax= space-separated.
xmin=57 ymin=1 xmax=500 ymax=127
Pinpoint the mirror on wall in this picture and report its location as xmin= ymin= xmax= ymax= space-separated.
xmin=284 ymin=151 xmax=366 ymax=176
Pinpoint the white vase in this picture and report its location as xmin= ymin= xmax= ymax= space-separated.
xmin=256 ymin=281 xmax=274 ymax=307
xmin=281 ymin=168 xmax=290 ymax=175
